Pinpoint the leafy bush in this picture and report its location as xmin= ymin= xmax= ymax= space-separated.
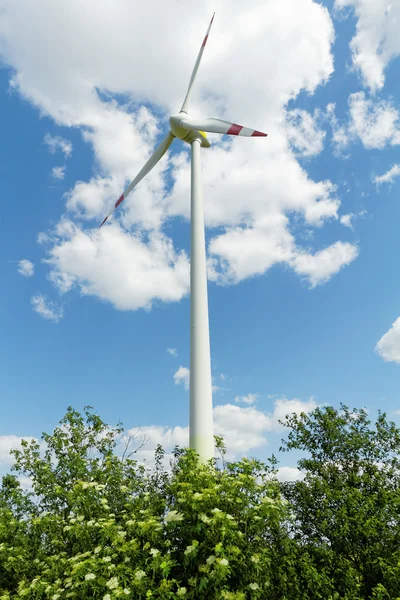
xmin=1 ymin=404 xmax=400 ymax=599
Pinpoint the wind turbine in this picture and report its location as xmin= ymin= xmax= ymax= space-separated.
xmin=99 ymin=14 xmax=267 ymax=463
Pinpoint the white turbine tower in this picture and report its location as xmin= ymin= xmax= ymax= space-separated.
xmin=99 ymin=14 xmax=267 ymax=463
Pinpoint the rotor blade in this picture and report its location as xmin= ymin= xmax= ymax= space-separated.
xmin=99 ymin=132 xmax=174 ymax=228
xmin=181 ymin=117 xmax=268 ymax=137
xmin=180 ymin=13 xmax=215 ymax=114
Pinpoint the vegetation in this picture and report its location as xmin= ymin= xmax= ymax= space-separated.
xmin=1 ymin=404 xmax=400 ymax=599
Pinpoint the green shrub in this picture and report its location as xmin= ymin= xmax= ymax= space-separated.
xmin=1 ymin=404 xmax=400 ymax=599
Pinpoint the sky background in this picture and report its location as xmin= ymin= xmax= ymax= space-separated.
xmin=1 ymin=0 xmax=400 ymax=480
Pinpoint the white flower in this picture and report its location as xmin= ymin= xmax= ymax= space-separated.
xmin=262 ymin=497 xmax=275 ymax=504
xmin=82 ymin=483 xmax=89 ymax=489
xmin=165 ymin=510 xmax=183 ymax=523
xmin=87 ymin=520 xmax=95 ymax=526
xmin=77 ymin=515 xmax=85 ymax=522
xmin=125 ymin=519 xmax=134 ymax=526
xmin=52 ymin=595 xmax=60 ymax=600
xmin=102 ymin=556 xmax=112 ymax=563
xmin=206 ymin=555 xmax=215 ymax=565
xmin=103 ymin=595 xmax=112 ymax=600
xmin=193 ymin=492 xmax=202 ymax=499
xmin=106 ymin=576 xmax=118 ymax=590
xmin=94 ymin=546 xmax=102 ymax=554
xmin=184 ymin=545 xmax=195 ymax=555
xmin=200 ymin=514 xmax=211 ymax=524
xmin=251 ymin=555 xmax=260 ymax=564
xmin=249 ymin=583 xmax=259 ymax=590
xmin=117 ymin=530 xmax=127 ymax=538
xmin=218 ymin=558 xmax=229 ymax=566
xmin=150 ymin=548 xmax=160 ymax=557
xmin=226 ymin=514 xmax=234 ymax=520
xmin=134 ymin=570 xmax=146 ymax=580
xmin=211 ymin=508 xmax=222 ymax=514
xmin=85 ymin=573 xmax=96 ymax=581
xmin=177 ymin=587 xmax=187 ymax=596
xmin=123 ymin=589 xmax=131 ymax=595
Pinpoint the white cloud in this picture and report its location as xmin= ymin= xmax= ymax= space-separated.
xmin=52 ymin=166 xmax=66 ymax=180
xmin=166 ymin=348 xmax=178 ymax=357
xmin=376 ymin=317 xmax=400 ymax=364
xmin=173 ymin=366 xmax=190 ymax=390
xmin=127 ymin=396 xmax=318 ymax=462
xmin=285 ymin=108 xmax=326 ymax=157
xmin=330 ymin=93 xmax=400 ymax=152
xmin=213 ymin=396 xmax=318 ymax=456
xmin=17 ymin=259 xmax=34 ymax=277
xmin=290 ymin=241 xmax=359 ymax=288
xmin=44 ymin=133 xmax=72 ymax=158
xmin=42 ymin=221 xmax=190 ymax=311
xmin=272 ymin=397 xmax=318 ymax=424
xmin=31 ymin=294 xmax=64 ymax=322
xmin=0 ymin=435 xmax=36 ymax=466
xmin=340 ymin=211 xmax=366 ymax=230
xmin=374 ymin=164 xmax=400 ymax=186
xmin=335 ymin=0 xmax=400 ymax=91
xmin=172 ymin=366 xmax=226 ymax=394
xmin=235 ymin=393 xmax=258 ymax=405
xmin=277 ymin=466 xmax=305 ymax=482
xmin=0 ymin=397 xmax=317 ymax=471
xmin=340 ymin=214 xmax=354 ymax=229
xmin=348 ymin=92 xmax=400 ymax=148
xmin=0 ymin=0 xmax=357 ymax=309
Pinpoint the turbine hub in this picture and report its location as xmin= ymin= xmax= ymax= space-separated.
xmin=169 ymin=113 xmax=211 ymax=148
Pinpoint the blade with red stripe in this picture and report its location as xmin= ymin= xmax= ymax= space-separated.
xmin=180 ymin=13 xmax=215 ymax=114
xmin=99 ymin=132 xmax=174 ymax=228
xmin=180 ymin=117 xmax=267 ymax=137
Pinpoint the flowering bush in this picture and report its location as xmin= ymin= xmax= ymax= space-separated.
xmin=1 ymin=405 xmax=400 ymax=599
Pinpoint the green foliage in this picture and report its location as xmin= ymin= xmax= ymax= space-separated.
xmin=0 ymin=404 xmax=400 ymax=599
xmin=280 ymin=404 xmax=400 ymax=600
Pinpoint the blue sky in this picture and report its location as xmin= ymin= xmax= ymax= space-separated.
xmin=1 ymin=0 xmax=400 ymax=479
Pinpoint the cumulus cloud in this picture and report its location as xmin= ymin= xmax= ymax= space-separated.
xmin=42 ymin=221 xmax=190 ymax=311
xmin=277 ymin=466 xmax=305 ymax=482
xmin=235 ymin=393 xmax=258 ymax=405
xmin=173 ymin=366 xmax=190 ymax=390
xmin=52 ymin=166 xmax=66 ymax=180
xmin=0 ymin=435 xmax=36 ymax=466
xmin=0 ymin=397 xmax=317 ymax=472
xmin=329 ymin=93 xmax=400 ymax=152
xmin=374 ymin=164 xmax=400 ymax=186
xmin=285 ymin=108 xmax=326 ymax=157
xmin=213 ymin=396 xmax=318 ymax=456
xmin=376 ymin=317 xmax=400 ymax=364
xmin=0 ymin=0 xmax=358 ymax=311
xmin=44 ymin=133 xmax=72 ymax=158
xmin=290 ymin=241 xmax=359 ymax=288
xmin=167 ymin=348 xmax=178 ymax=357
xmin=335 ymin=0 xmax=400 ymax=91
xmin=17 ymin=259 xmax=34 ymax=277
xmin=125 ymin=396 xmax=318 ymax=462
xmin=31 ymin=294 xmax=64 ymax=322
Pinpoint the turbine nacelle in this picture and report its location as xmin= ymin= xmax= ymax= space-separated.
xmin=98 ymin=13 xmax=267 ymax=228
xmin=169 ymin=113 xmax=211 ymax=148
